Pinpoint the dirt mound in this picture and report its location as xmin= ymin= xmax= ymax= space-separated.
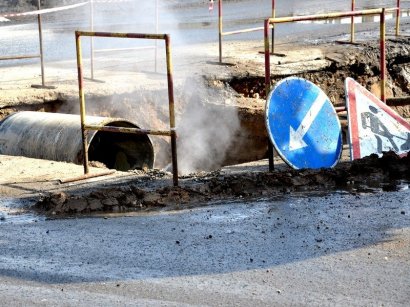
xmin=228 ymin=37 xmax=410 ymax=113
xmin=34 ymin=152 xmax=410 ymax=216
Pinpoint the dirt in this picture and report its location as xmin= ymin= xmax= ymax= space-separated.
xmin=34 ymin=152 xmax=410 ymax=216
xmin=228 ymin=38 xmax=410 ymax=114
xmin=1 ymin=34 xmax=410 ymax=216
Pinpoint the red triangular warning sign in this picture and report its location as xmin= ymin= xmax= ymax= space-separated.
xmin=345 ymin=77 xmax=410 ymax=160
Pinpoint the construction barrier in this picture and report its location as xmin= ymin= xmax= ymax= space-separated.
xmin=0 ymin=1 xmax=88 ymax=88
xmin=263 ymin=8 xmax=388 ymax=171
xmin=217 ymin=0 xmax=276 ymax=63
xmin=75 ymin=31 xmax=179 ymax=186
xmin=88 ymin=0 xmax=160 ymax=80
xmin=270 ymin=0 xmax=402 ymax=52
xmin=217 ymin=0 xmax=405 ymax=62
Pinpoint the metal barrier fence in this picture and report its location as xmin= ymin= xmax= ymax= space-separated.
xmin=0 ymin=0 xmax=88 ymax=88
xmin=75 ymin=31 xmax=179 ymax=186
xmin=88 ymin=0 xmax=160 ymax=80
xmin=264 ymin=8 xmax=388 ymax=171
xmin=270 ymin=0 xmax=401 ymax=53
xmin=217 ymin=0 xmax=405 ymax=62
xmin=1 ymin=0 xmax=158 ymax=84
xmin=217 ymin=0 xmax=276 ymax=63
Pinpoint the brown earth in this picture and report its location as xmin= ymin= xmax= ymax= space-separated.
xmin=35 ymin=152 xmax=410 ymax=216
xmin=1 ymin=36 xmax=410 ymax=216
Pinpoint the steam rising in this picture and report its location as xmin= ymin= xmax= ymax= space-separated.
xmin=57 ymin=0 xmax=242 ymax=174
xmin=176 ymin=79 xmax=241 ymax=174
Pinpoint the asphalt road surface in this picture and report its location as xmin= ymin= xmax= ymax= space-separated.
xmin=0 ymin=189 xmax=409 ymax=305
xmin=1 ymin=0 xmax=410 ymax=305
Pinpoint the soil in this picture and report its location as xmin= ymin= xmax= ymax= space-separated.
xmin=1 ymin=33 xmax=410 ymax=216
xmin=34 ymin=152 xmax=410 ymax=216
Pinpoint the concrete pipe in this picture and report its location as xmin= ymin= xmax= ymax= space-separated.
xmin=0 ymin=111 xmax=154 ymax=171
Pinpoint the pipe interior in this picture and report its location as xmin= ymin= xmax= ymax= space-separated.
xmin=88 ymin=122 xmax=154 ymax=171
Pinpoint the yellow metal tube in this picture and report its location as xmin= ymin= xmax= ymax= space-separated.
xmin=271 ymin=0 xmax=275 ymax=54
xmin=268 ymin=8 xmax=383 ymax=24
xmin=75 ymin=31 xmax=89 ymax=175
xmin=222 ymin=26 xmax=265 ymax=36
xmin=75 ymin=30 xmax=179 ymax=185
xmin=165 ymin=35 xmax=179 ymax=187
xmin=84 ymin=125 xmax=172 ymax=136
xmin=351 ymin=0 xmax=355 ymax=43
xmin=396 ymin=0 xmax=401 ymax=36
xmin=76 ymin=31 xmax=166 ymax=40
xmin=219 ymin=0 xmax=223 ymax=63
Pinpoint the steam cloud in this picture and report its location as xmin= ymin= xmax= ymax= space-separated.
xmin=57 ymin=0 xmax=243 ymax=174
xmin=176 ymin=79 xmax=241 ymax=174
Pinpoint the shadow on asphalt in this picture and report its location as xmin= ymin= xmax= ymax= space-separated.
xmin=0 ymin=188 xmax=409 ymax=284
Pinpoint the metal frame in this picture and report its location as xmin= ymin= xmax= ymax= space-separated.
xmin=270 ymin=0 xmax=401 ymax=49
xmin=264 ymin=8 xmax=387 ymax=171
xmin=218 ymin=0 xmax=276 ymax=63
xmin=89 ymin=0 xmax=160 ymax=80
xmin=75 ymin=31 xmax=178 ymax=186
xmin=217 ymin=1 xmax=402 ymax=62
xmin=0 ymin=0 xmax=89 ymax=88
xmin=0 ymin=0 xmax=45 ymax=87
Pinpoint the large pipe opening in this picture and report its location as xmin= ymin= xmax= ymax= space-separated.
xmin=0 ymin=112 xmax=154 ymax=171
xmin=88 ymin=121 xmax=154 ymax=171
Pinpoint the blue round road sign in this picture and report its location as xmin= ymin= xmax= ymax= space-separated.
xmin=266 ymin=77 xmax=342 ymax=169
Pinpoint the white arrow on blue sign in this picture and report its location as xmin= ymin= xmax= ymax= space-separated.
xmin=266 ymin=77 xmax=343 ymax=169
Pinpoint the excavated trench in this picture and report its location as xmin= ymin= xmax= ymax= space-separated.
xmin=1 ymin=38 xmax=409 ymax=215
xmin=228 ymin=40 xmax=410 ymax=116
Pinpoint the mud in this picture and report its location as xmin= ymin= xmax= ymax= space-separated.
xmin=34 ymin=152 xmax=410 ymax=216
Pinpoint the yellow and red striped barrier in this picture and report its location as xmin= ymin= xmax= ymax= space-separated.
xmin=217 ymin=0 xmax=403 ymax=62
xmin=0 ymin=1 xmax=89 ymax=88
xmin=75 ymin=31 xmax=179 ymax=186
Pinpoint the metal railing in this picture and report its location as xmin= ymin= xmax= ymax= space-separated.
xmin=88 ymin=0 xmax=160 ymax=80
xmin=217 ymin=0 xmax=276 ymax=63
xmin=271 ymin=0 xmax=401 ymax=52
xmin=75 ymin=31 xmax=179 ymax=186
xmin=217 ymin=0 xmax=404 ymax=62
xmin=263 ymin=8 xmax=388 ymax=171
xmin=0 ymin=0 xmax=88 ymax=88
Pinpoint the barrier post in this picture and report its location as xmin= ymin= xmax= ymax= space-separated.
xmin=75 ymin=31 xmax=179 ymax=186
xmin=165 ymin=34 xmax=179 ymax=186
xmin=90 ymin=0 xmax=95 ymax=80
xmin=264 ymin=19 xmax=274 ymax=171
xmin=396 ymin=0 xmax=400 ymax=36
xmin=351 ymin=0 xmax=355 ymax=43
xmin=155 ymin=0 xmax=159 ymax=72
xmin=218 ymin=0 xmax=223 ymax=63
xmin=271 ymin=0 xmax=275 ymax=54
xmin=380 ymin=8 xmax=386 ymax=103
xmin=36 ymin=0 xmax=45 ymax=87
xmin=75 ymin=32 xmax=89 ymax=174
